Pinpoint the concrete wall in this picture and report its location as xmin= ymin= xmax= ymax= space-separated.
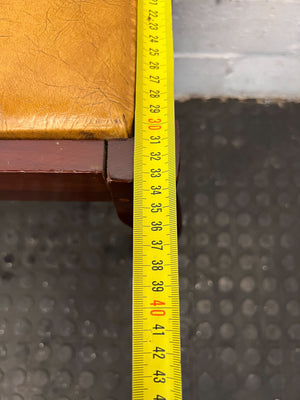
xmin=173 ymin=0 xmax=300 ymax=100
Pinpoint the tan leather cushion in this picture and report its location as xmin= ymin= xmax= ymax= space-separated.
xmin=0 ymin=0 xmax=136 ymax=139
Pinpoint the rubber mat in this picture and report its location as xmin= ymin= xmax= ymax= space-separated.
xmin=177 ymin=99 xmax=300 ymax=400
xmin=0 ymin=99 xmax=300 ymax=399
xmin=0 ymin=201 xmax=133 ymax=400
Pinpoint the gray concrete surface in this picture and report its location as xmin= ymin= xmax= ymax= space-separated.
xmin=173 ymin=0 xmax=300 ymax=100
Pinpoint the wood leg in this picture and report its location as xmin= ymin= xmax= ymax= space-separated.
xmin=106 ymin=123 xmax=181 ymax=230
xmin=106 ymin=138 xmax=134 ymax=226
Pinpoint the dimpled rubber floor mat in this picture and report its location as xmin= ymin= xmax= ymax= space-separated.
xmin=0 ymin=99 xmax=300 ymax=399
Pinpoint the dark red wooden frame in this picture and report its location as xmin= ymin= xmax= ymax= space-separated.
xmin=0 ymin=140 xmax=109 ymax=201
xmin=0 ymin=123 xmax=179 ymax=227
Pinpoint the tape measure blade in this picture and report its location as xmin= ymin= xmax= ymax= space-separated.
xmin=133 ymin=0 xmax=182 ymax=398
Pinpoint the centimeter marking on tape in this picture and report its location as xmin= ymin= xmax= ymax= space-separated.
xmin=133 ymin=0 xmax=182 ymax=399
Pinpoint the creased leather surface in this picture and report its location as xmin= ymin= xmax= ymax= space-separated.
xmin=0 ymin=0 xmax=136 ymax=139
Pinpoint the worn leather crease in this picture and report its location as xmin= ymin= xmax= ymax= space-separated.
xmin=0 ymin=0 xmax=136 ymax=139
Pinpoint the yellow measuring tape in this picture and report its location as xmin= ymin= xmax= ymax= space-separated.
xmin=133 ymin=0 xmax=182 ymax=398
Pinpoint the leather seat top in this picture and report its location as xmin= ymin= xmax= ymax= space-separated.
xmin=0 ymin=0 xmax=136 ymax=139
